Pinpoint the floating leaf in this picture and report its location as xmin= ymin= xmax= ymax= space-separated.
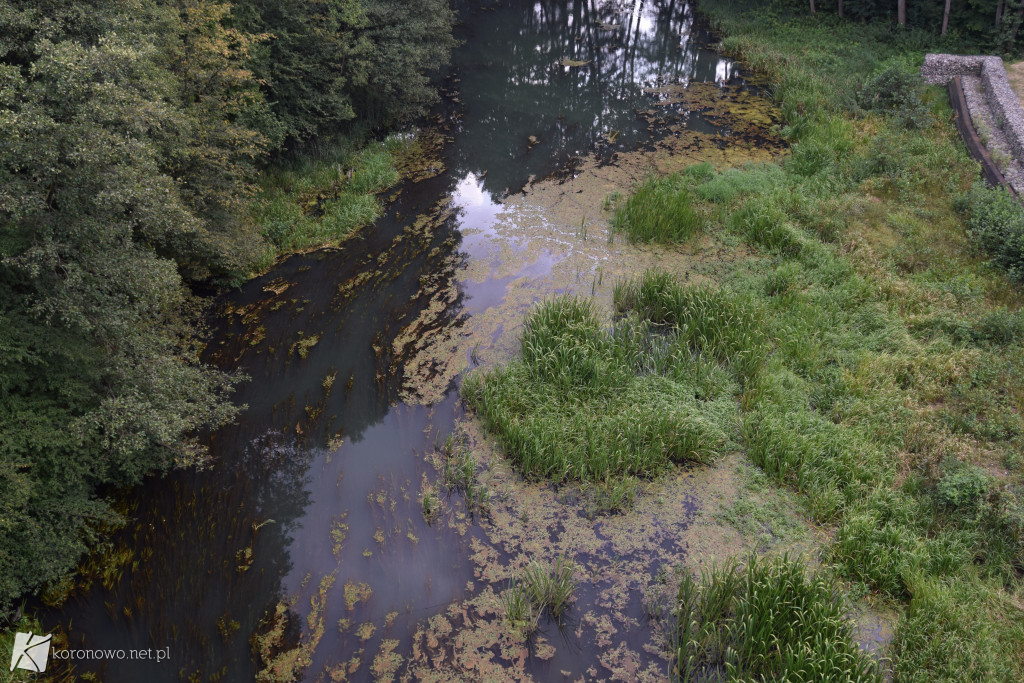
xmin=558 ymin=58 xmax=591 ymax=67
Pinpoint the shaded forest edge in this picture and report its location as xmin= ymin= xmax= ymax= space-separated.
xmin=0 ymin=0 xmax=455 ymax=619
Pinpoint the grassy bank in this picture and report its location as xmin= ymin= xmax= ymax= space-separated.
xmin=245 ymin=135 xmax=410 ymax=275
xmin=467 ymin=1 xmax=1024 ymax=679
xmin=694 ymin=3 xmax=1024 ymax=680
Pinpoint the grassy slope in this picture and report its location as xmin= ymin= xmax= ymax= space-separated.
xmin=693 ymin=2 xmax=1024 ymax=679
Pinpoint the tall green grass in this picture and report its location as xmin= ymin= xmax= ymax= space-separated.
xmin=495 ymin=0 xmax=1024 ymax=676
xmin=462 ymin=293 xmax=738 ymax=491
xmin=688 ymin=2 xmax=1024 ymax=679
xmin=613 ymin=269 xmax=771 ymax=383
xmin=248 ymin=135 xmax=406 ymax=268
xmin=611 ymin=174 xmax=704 ymax=243
xmin=672 ymin=556 xmax=880 ymax=682
xmin=502 ymin=555 xmax=577 ymax=636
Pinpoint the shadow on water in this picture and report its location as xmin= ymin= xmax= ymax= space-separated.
xmin=41 ymin=1 xmax=769 ymax=680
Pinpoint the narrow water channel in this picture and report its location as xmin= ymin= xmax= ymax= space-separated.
xmin=42 ymin=2 xmax=781 ymax=680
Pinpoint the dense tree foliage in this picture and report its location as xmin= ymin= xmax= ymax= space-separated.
xmin=791 ymin=0 xmax=1024 ymax=52
xmin=236 ymin=0 xmax=456 ymax=143
xmin=0 ymin=0 xmax=454 ymax=610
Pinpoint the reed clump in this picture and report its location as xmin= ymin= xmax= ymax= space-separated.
xmin=462 ymin=284 xmax=742 ymax=495
xmin=501 ymin=555 xmax=577 ymax=637
xmin=672 ymin=556 xmax=880 ymax=682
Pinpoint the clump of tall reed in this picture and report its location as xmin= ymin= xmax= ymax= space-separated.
xmin=501 ymin=555 xmax=577 ymax=637
xmin=672 ymin=556 xmax=880 ymax=682
xmin=462 ymin=287 xmax=739 ymax=495
xmin=613 ymin=269 xmax=771 ymax=383
xmin=612 ymin=174 xmax=704 ymax=243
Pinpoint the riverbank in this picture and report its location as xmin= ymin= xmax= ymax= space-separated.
xmin=241 ymin=134 xmax=419 ymax=278
xmin=459 ymin=1 xmax=1024 ymax=679
xmin=684 ymin=2 xmax=1024 ymax=679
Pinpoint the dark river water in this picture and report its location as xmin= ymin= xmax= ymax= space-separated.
xmin=41 ymin=1 xmax=766 ymax=680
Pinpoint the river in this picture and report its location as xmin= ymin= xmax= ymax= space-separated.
xmin=42 ymin=1 xmax=783 ymax=680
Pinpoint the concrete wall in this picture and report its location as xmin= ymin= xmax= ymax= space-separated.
xmin=921 ymin=54 xmax=1024 ymax=164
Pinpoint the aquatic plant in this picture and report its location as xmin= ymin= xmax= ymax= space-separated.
xmin=611 ymin=174 xmax=703 ymax=243
xmin=462 ymin=294 xmax=737 ymax=493
xmin=521 ymin=555 xmax=577 ymax=619
xmin=501 ymin=580 xmax=537 ymax=637
xmin=502 ymin=555 xmax=577 ymax=637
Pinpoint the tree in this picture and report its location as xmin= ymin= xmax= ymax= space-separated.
xmin=236 ymin=0 xmax=371 ymax=142
xmin=0 ymin=0 xmax=241 ymax=608
xmin=352 ymin=0 xmax=457 ymax=129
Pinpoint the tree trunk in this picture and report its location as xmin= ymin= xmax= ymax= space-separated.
xmin=838 ymin=0 xmax=844 ymax=18
xmin=1011 ymin=2 xmax=1024 ymax=44
xmin=997 ymin=0 xmax=1004 ymax=27
xmin=942 ymin=0 xmax=952 ymax=35
xmin=810 ymin=0 xmax=816 ymax=14
xmin=898 ymin=0 xmax=906 ymax=26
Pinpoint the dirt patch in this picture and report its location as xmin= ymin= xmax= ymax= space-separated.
xmin=1004 ymin=60 xmax=1024 ymax=109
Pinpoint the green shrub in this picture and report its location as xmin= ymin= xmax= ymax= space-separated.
xmin=957 ymin=182 xmax=1024 ymax=282
xmin=858 ymin=62 xmax=931 ymax=130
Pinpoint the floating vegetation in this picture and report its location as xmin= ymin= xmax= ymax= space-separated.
xmin=254 ymin=573 xmax=336 ymax=683
xmin=370 ymin=639 xmax=403 ymax=680
xmin=330 ymin=514 xmax=349 ymax=556
xmin=322 ymin=370 xmax=338 ymax=395
xmin=343 ymin=581 xmax=373 ymax=610
xmin=290 ymin=332 xmax=321 ymax=359
xmin=355 ymin=622 xmax=375 ymax=642
xmin=558 ymin=57 xmax=591 ymax=67
xmin=249 ymin=325 xmax=267 ymax=347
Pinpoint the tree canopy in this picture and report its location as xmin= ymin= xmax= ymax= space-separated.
xmin=0 ymin=0 xmax=454 ymax=609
